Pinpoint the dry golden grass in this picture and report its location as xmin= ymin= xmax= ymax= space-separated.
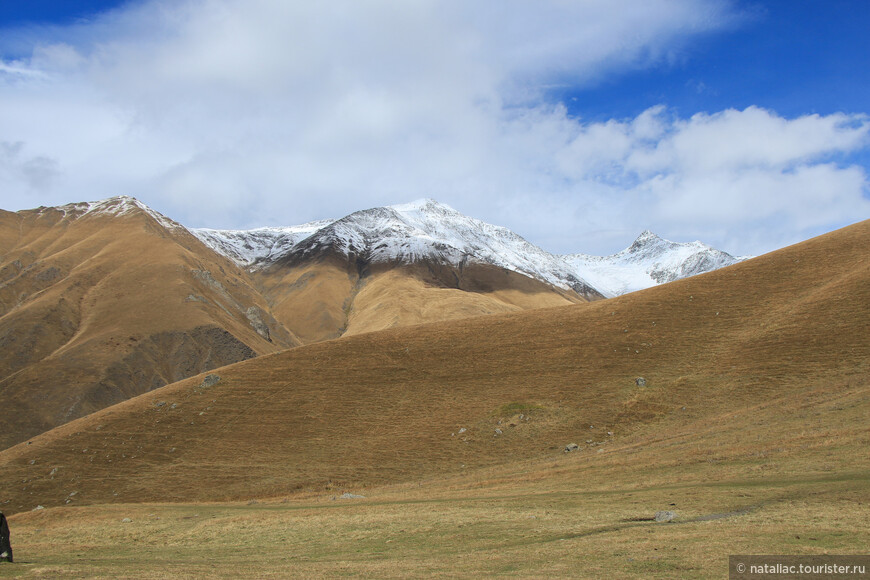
xmin=0 ymin=220 xmax=867 ymax=578
xmin=2 ymin=425 xmax=867 ymax=578
xmin=344 ymin=264 xmax=580 ymax=337
xmin=256 ymin=255 xmax=583 ymax=343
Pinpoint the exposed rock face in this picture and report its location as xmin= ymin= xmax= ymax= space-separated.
xmin=246 ymin=306 xmax=271 ymax=341
xmin=100 ymin=326 xmax=256 ymax=401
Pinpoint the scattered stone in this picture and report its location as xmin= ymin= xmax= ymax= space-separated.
xmin=154 ymin=401 xmax=166 ymax=408
xmin=458 ymin=427 xmax=467 ymax=434
xmin=170 ymin=403 xmax=178 ymax=409
xmin=49 ymin=468 xmax=57 ymax=477
xmin=339 ymin=492 xmax=365 ymax=500
xmin=654 ymin=510 xmax=676 ymax=522
xmin=121 ymin=518 xmax=132 ymax=523
xmin=635 ymin=377 xmax=647 ymax=387
xmin=494 ymin=428 xmax=503 ymax=436
xmin=32 ymin=506 xmax=44 ymax=511
xmin=564 ymin=443 xmax=580 ymax=452
xmin=199 ymin=374 xmax=221 ymax=389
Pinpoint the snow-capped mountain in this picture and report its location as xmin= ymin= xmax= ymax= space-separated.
xmin=564 ymin=230 xmax=750 ymax=297
xmin=192 ymin=220 xmax=335 ymax=266
xmin=268 ymin=200 xmax=601 ymax=298
xmin=190 ymin=198 xmax=749 ymax=299
xmin=46 ymin=195 xmax=185 ymax=231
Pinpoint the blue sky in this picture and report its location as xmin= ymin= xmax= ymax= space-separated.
xmin=0 ymin=1 xmax=128 ymax=27
xmin=0 ymin=0 xmax=868 ymax=256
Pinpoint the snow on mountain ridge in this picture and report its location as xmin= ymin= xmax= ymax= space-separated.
xmin=273 ymin=199 xmax=602 ymax=298
xmin=36 ymin=196 xmax=748 ymax=298
xmin=47 ymin=195 xmax=184 ymax=231
xmin=192 ymin=220 xmax=336 ymax=266
xmin=564 ymin=230 xmax=748 ymax=297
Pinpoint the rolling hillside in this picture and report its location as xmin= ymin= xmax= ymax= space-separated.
xmin=0 ymin=197 xmax=589 ymax=448
xmin=1 ymin=219 xmax=865 ymax=515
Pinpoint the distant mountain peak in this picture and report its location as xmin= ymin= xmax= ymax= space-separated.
xmin=45 ymin=195 xmax=184 ymax=231
xmin=389 ymin=198 xmax=448 ymax=212
xmin=566 ymin=230 xmax=748 ymax=297
xmin=627 ymin=230 xmax=661 ymax=252
xmin=633 ymin=229 xmax=660 ymax=242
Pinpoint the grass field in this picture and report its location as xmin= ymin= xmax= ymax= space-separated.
xmin=3 ymin=464 xmax=867 ymax=578
xmin=3 ymin=370 xmax=868 ymax=578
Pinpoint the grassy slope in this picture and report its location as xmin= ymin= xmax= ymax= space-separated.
xmin=0 ymin=220 xmax=865 ymax=505
xmin=253 ymin=256 xmax=583 ymax=343
xmin=0 ymin=219 xmax=866 ymax=578
xmin=0 ymin=206 xmax=298 ymax=449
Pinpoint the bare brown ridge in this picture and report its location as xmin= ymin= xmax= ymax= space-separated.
xmin=0 ymin=219 xmax=865 ymax=515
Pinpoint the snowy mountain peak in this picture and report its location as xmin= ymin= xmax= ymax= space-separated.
xmin=630 ymin=229 xmax=661 ymax=246
xmin=390 ymin=198 xmax=448 ymax=213
xmin=565 ymin=231 xmax=748 ymax=297
xmin=189 ymin=200 xmax=749 ymax=299
xmin=48 ymin=195 xmax=183 ymax=231
xmin=192 ymin=219 xmax=335 ymax=266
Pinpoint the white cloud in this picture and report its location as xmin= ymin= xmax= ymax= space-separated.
xmin=0 ymin=0 xmax=867 ymax=257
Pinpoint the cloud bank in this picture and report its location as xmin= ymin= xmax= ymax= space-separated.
xmin=0 ymin=0 xmax=867 ymax=255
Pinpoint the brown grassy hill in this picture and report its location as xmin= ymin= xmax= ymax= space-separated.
xmin=255 ymin=254 xmax=582 ymax=342
xmin=1 ymin=219 xmax=865 ymax=516
xmin=0 ymin=198 xmax=589 ymax=450
xmin=0 ymin=198 xmax=301 ymax=450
